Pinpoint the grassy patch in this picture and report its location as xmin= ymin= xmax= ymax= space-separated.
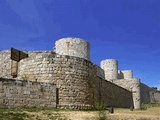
xmin=0 ymin=107 xmax=68 ymax=120
xmin=0 ymin=111 xmax=30 ymax=120
xmin=0 ymin=106 xmax=159 ymax=120
xmin=141 ymin=103 xmax=160 ymax=110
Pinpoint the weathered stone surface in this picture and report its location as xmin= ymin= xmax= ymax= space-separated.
xmin=0 ymin=50 xmax=12 ymax=78
xmin=101 ymin=59 xmax=118 ymax=80
xmin=113 ymin=79 xmax=141 ymax=109
xmin=141 ymin=83 xmax=160 ymax=104
xmin=0 ymin=37 xmax=160 ymax=110
xmin=95 ymin=77 xmax=133 ymax=108
xmin=0 ymin=78 xmax=56 ymax=108
xmin=55 ymin=38 xmax=90 ymax=60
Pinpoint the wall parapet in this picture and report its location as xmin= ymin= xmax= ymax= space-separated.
xmin=95 ymin=66 xmax=105 ymax=79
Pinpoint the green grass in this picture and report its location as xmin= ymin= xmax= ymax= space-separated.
xmin=0 ymin=105 xmax=159 ymax=120
xmin=0 ymin=107 xmax=67 ymax=120
xmin=141 ymin=103 xmax=160 ymax=110
xmin=0 ymin=110 xmax=29 ymax=120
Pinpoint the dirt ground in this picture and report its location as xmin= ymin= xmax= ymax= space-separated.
xmin=52 ymin=107 xmax=160 ymax=120
xmin=1 ymin=106 xmax=160 ymax=120
xmin=24 ymin=106 xmax=160 ymax=120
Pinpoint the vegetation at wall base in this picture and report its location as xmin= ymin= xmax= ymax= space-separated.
xmin=95 ymin=102 xmax=108 ymax=120
xmin=0 ymin=106 xmax=160 ymax=120
xmin=0 ymin=107 xmax=68 ymax=120
xmin=141 ymin=103 xmax=160 ymax=110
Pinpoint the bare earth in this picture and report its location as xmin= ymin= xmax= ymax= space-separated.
xmin=28 ymin=107 xmax=160 ymax=120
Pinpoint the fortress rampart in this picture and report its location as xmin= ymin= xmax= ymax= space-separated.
xmin=140 ymin=83 xmax=160 ymax=104
xmin=0 ymin=51 xmax=133 ymax=109
xmin=112 ymin=79 xmax=141 ymax=109
xmin=0 ymin=37 xmax=160 ymax=109
xmin=0 ymin=78 xmax=56 ymax=108
xmin=95 ymin=77 xmax=133 ymax=108
xmin=0 ymin=50 xmax=12 ymax=78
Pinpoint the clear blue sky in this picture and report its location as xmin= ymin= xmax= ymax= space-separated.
xmin=0 ymin=0 xmax=160 ymax=88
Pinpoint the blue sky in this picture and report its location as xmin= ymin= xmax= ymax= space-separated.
xmin=0 ymin=0 xmax=160 ymax=88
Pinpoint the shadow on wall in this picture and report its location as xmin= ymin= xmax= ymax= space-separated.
xmin=140 ymin=83 xmax=151 ymax=104
xmin=95 ymin=77 xmax=133 ymax=108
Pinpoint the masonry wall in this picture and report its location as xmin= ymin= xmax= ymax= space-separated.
xmin=1 ymin=50 xmax=134 ymax=109
xmin=95 ymin=77 xmax=133 ymax=108
xmin=19 ymin=52 xmax=97 ymax=109
xmin=150 ymin=89 xmax=160 ymax=103
xmin=113 ymin=79 xmax=141 ymax=109
xmin=18 ymin=51 xmax=55 ymax=82
xmin=55 ymin=38 xmax=90 ymax=60
xmin=0 ymin=50 xmax=12 ymax=78
xmin=140 ymin=83 xmax=160 ymax=104
xmin=0 ymin=78 xmax=56 ymax=108
xmin=140 ymin=83 xmax=151 ymax=104
xmin=101 ymin=59 xmax=118 ymax=81
xmin=95 ymin=66 xmax=105 ymax=79
xmin=2 ymin=49 xmax=157 ymax=110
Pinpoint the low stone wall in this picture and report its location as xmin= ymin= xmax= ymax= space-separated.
xmin=95 ymin=77 xmax=133 ymax=108
xmin=0 ymin=78 xmax=56 ymax=108
xmin=113 ymin=79 xmax=141 ymax=109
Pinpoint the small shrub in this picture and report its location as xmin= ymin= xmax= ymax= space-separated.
xmin=95 ymin=102 xmax=108 ymax=120
xmin=95 ymin=102 xmax=106 ymax=111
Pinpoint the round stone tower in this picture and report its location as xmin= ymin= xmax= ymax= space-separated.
xmin=54 ymin=37 xmax=90 ymax=60
xmin=131 ymin=78 xmax=141 ymax=109
xmin=121 ymin=70 xmax=133 ymax=79
xmin=101 ymin=59 xmax=118 ymax=81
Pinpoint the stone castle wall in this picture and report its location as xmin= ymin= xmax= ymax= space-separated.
xmin=19 ymin=51 xmax=97 ymax=109
xmin=18 ymin=51 xmax=56 ymax=82
xmin=0 ymin=50 xmax=134 ymax=109
xmin=113 ymin=79 xmax=141 ymax=109
xmin=95 ymin=77 xmax=133 ymax=108
xmin=150 ymin=89 xmax=160 ymax=103
xmin=141 ymin=83 xmax=160 ymax=104
xmin=1 ymin=37 xmax=160 ymax=110
xmin=140 ymin=83 xmax=151 ymax=104
xmin=95 ymin=66 xmax=105 ymax=79
xmin=0 ymin=78 xmax=56 ymax=108
xmin=0 ymin=50 xmax=12 ymax=78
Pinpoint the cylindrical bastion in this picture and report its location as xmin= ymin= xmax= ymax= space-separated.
xmin=54 ymin=37 xmax=90 ymax=60
xmin=101 ymin=59 xmax=118 ymax=80
xmin=121 ymin=70 xmax=133 ymax=79
xmin=131 ymin=78 xmax=141 ymax=109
